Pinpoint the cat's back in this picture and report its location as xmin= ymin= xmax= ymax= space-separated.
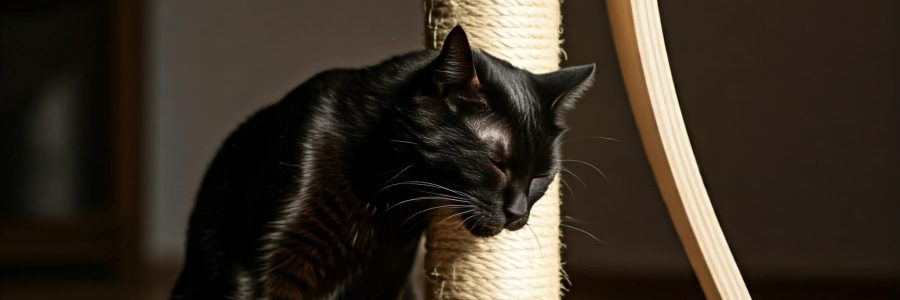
xmin=174 ymin=71 xmax=344 ymax=298
xmin=197 ymin=47 xmax=435 ymax=203
xmin=174 ymin=52 xmax=435 ymax=298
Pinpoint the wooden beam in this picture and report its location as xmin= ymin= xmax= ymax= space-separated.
xmin=606 ymin=0 xmax=751 ymax=299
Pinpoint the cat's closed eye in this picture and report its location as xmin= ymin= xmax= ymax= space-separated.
xmin=490 ymin=158 xmax=507 ymax=171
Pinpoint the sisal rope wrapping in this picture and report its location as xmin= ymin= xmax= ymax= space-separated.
xmin=423 ymin=1 xmax=564 ymax=299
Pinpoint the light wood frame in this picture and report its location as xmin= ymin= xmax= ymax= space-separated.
xmin=606 ymin=0 xmax=751 ymax=298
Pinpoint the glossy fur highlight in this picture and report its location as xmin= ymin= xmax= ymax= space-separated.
xmin=171 ymin=26 xmax=593 ymax=299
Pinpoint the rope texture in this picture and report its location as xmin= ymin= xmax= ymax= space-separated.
xmin=425 ymin=0 xmax=563 ymax=74
xmin=423 ymin=1 xmax=565 ymax=296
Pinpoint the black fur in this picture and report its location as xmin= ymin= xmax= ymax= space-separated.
xmin=171 ymin=26 xmax=594 ymax=299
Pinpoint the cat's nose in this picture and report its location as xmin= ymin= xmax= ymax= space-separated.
xmin=503 ymin=196 xmax=528 ymax=230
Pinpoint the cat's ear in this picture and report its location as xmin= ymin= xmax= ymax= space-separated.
xmin=535 ymin=64 xmax=595 ymax=116
xmin=432 ymin=25 xmax=479 ymax=94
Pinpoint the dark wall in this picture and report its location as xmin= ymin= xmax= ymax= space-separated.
xmin=145 ymin=0 xmax=423 ymax=259
xmin=560 ymin=0 xmax=898 ymax=298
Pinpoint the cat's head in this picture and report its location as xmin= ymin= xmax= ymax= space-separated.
xmin=400 ymin=26 xmax=593 ymax=237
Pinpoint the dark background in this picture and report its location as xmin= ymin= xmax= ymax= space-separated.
xmin=1 ymin=0 xmax=897 ymax=299
xmin=561 ymin=1 xmax=898 ymax=299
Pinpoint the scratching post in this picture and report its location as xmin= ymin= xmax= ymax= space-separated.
xmin=423 ymin=0 xmax=564 ymax=299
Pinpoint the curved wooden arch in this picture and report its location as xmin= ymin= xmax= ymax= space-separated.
xmin=606 ymin=0 xmax=751 ymax=299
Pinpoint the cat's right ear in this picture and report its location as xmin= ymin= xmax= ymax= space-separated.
xmin=431 ymin=25 xmax=479 ymax=95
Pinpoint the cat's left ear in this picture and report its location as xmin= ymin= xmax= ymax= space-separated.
xmin=431 ymin=25 xmax=479 ymax=95
xmin=535 ymin=64 xmax=595 ymax=116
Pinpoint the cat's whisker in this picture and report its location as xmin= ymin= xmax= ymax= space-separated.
xmin=560 ymin=224 xmax=608 ymax=245
xmin=374 ymin=180 xmax=475 ymax=201
xmin=373 ymin=181 xmax=413 ymax=199
xmin=386 ymin=196 xmax=468 ymax=211
xmin=559 ymin=177 xmax=575 ymax=200
xmin=560 ymin=159 xmax=609 ymax=182
xmin=559 ymin=167 xmax=587 ymax=188
xmin=374 ymin=181 xmax=448 ymax=200
xmin=277 ymin=161 xmax=301 ymax=167
xmin=401 ymin=204 xmax=471 ymax=227
xmin=460 ymin=213 xmax=479 ymax=227
xmin=383 ymin=164 xmax=414 ymax=184
xmin=560 ymin=135 xmax=620 ymax=145
xmin=389 ymin=139 xmax=419 ymax=145
xmin=402 ymin=180 xmax=476 ymax=200
xmin=405 ymin=181 xmax=471 ymax=198
xmin=526 ymin=224 xmax=543 ymax=255
xmin=405 ymin=188 xmax=472 ymax=201
xmin=438 ymin=209 xmax=474 ymax=224
xmin=472 ymin=215 xmax=487 ymax=229
xmin=387 ymin=188 xmax=472 ymax=208
xmin=562 ymin=215 xmax=589 ymax=224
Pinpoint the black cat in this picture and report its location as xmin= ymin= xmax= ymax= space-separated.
xmin=171 ymin=26 xmax=593 ymax=299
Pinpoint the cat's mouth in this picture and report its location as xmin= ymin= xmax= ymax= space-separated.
xmin=460 ymin=211 xmax=526 ymax=237
xmin=467 ymin=221 xmax=504 ymax=237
